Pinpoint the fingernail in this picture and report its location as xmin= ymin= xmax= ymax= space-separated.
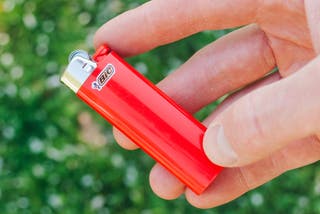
xmin=203 ymin=124 xmax=238 ymax=166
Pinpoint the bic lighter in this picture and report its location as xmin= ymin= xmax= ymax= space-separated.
xmin=61 ymin=45 xmax=223 ymax=194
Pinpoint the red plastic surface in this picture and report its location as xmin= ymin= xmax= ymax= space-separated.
xmin=77 ymin=45 xmax=223 ymax=194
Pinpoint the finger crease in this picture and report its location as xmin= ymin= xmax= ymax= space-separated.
xmin=310 ymin=135 xmax=320 ymax=154
xmin=260 ymin=30 xmax=277 ymax=69
xmin=237 ymin=167 xmax=252 ymax=191
xmin=269 ymin=150 xmax=287 ymax=177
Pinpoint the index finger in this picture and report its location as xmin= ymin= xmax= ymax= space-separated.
xmin=94 ymin=0 xmax=258 ymax=56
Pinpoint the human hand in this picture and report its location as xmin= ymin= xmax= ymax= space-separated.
xmin=94 ymin=0 xmax=320 ymax=208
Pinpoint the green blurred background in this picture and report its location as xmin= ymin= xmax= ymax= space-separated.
xmin=0 ymin=0 xmax=319 ymax=213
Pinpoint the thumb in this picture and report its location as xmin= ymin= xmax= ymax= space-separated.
xmin=203 ymin=56 xmax=320 ymax=167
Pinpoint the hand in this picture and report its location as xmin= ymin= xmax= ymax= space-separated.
xmin=94 ymin=0 xmax=320 ymax=208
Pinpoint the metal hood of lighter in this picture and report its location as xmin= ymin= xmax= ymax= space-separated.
xmin=61 ymin=45 xmax=223 ymax=195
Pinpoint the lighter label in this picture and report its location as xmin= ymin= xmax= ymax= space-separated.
xmin=92 ymin=64 xmax=115 ymax=91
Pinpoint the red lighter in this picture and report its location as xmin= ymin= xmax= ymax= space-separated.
xmin=61 ymin=45 xmax=223 ymax=194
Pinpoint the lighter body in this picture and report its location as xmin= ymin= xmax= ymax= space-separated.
xmin=61 ymin=45 xmax=222 ymax=194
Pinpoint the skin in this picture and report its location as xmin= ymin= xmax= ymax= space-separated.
xmin=94 ymin=0 xmax=320 ymax=209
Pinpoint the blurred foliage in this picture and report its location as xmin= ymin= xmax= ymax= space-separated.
xmin=0 ymin=0 xmax=319 ymax=213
